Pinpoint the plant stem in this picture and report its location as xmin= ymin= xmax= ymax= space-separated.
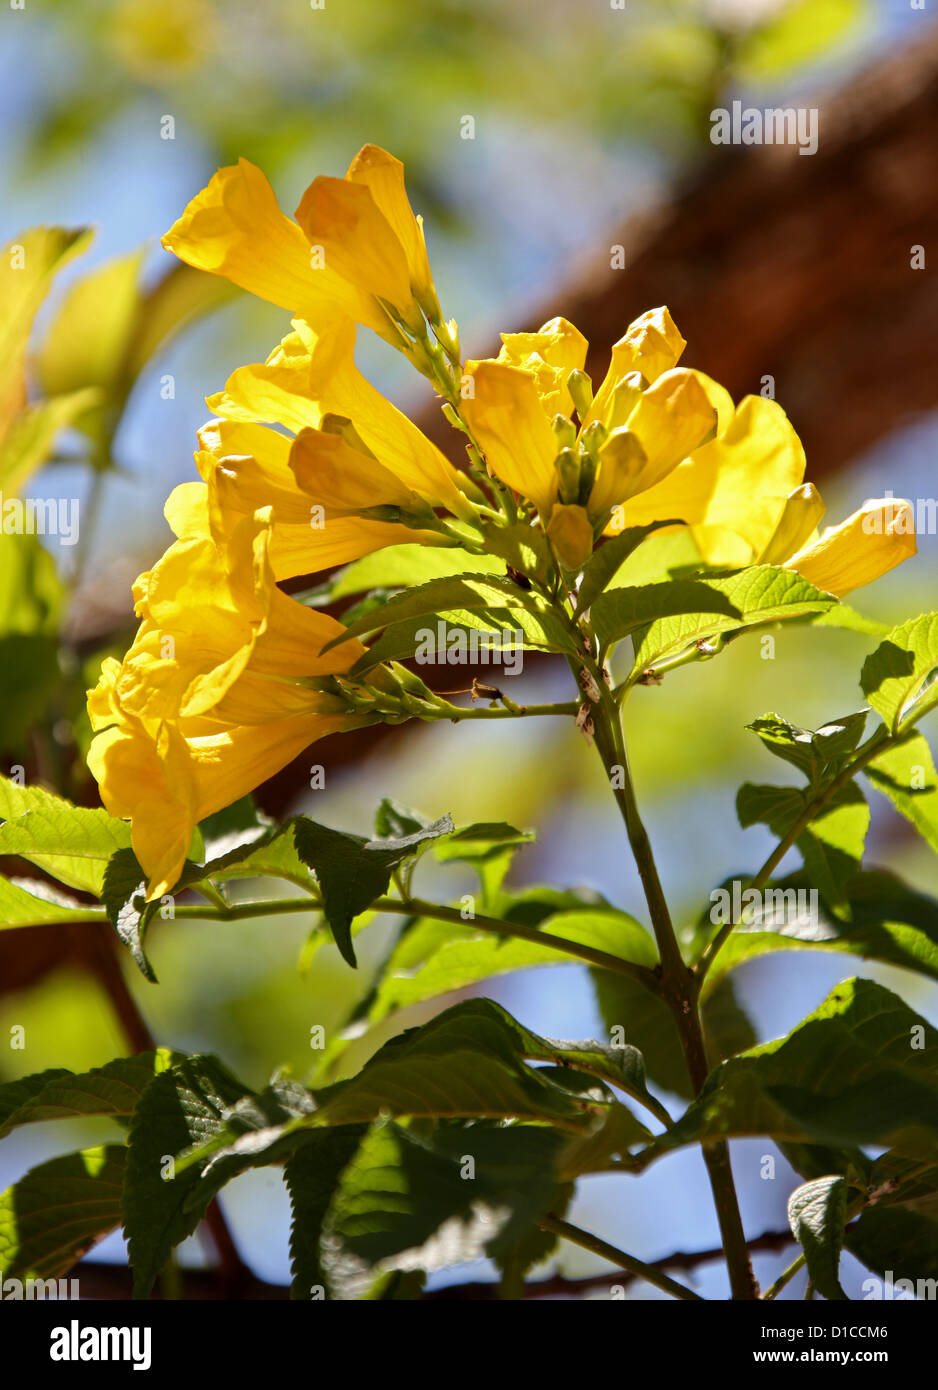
xmin=439 ymin=698 xmax=580 ymax=721
xmin=172 ymin=892 xmax=657 ymax=988
xmin=696 ymin=724 xmax=892 ymax=985
xmin=539 ymin=1215 xmax=704 ymax=1301
xmin=588 ymin=686 xmax=759 ymax=1299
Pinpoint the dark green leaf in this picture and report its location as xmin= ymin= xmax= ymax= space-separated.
xmin=293 ymin=814 xmax=453 ymax=966
xmin=0 ymin=1145 xmax=125 ymax=1280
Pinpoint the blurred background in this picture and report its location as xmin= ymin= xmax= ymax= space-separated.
xmin=1 ymin=0 xmax=936 ymax=1298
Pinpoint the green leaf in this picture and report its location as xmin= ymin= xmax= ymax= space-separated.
xmin=124 ymin=262 xmax=238 ymax=382
xmin=0 ymin=387 xmax=101 ymax=492
xmin=312 ymin=999 xmax=596 ymax=1130
xmin=293 ymin=814 xmax=453 ymax=967
xmin=787 ymin=1175 xmax=849 ymax=1301
xmin=319 ymin=572 xmax=577 ymax=671
xmin=0 ymin=534 xmax=64 ymax=748
xmin=122 ymin=1054 xmax=253 ymax=1298
xmin=593 ymin=968 xmax=693 ymax=1098
xmin=285 ymin=1127 xmax=367 ymax=1299
xmin=0 ymin=1145 xmax=125 ymax=1279
xmin=701 ymin=870 xmax=938 ymax=995
xmin=0 ymin=1051 xmax=177 ymax=1139
xmin=36 ymin=247 xmax=145 ymax=437
xmin=737 ymin=781 xmax=869 ymax=915
xmin=610 ymin=566 xmax=834 ymax=676
xmin=0 ymin=776 xmax=132 ymax=894
xmin=861 ymin=614 xmax=938 ymax=733
xmin=865 ymin=733 xmax=938 ymax=857
xmin=701 ymin=975 xmax=758 ymax=1065
xmin=325 ymin=542 xmax=505 ymax=602
xmin=0 ymin=873 xmax=99 ymax=928
xmin=434 ymin=820 xmax=535 ymax=903
xmin=747 ymin=711 xmax=867 ymax=785
xmin=101 ymin=847 xmax=160 ymax=981
xmin=478 ymin=521 xmax=550 ymax=583
xmin=644 ymin=979 xmax=938 ymax=1164
xmin=323 ymin=1120 xmax=565 ymax=1287
xmin=364 ymin=907 xmax=657 ymax=1036
xmin=576 ymin=522 xmax=679 ymax=614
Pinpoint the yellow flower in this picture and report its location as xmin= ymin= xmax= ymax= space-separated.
xmin=783 ymin=498 xmax=917 ymax=597
xmin=621 ymin=393 xmax=806 ymax=566
xmin=87 ymin=510 xmax=370 ymax=898
xmin=461 ymin=307 xmax=718 ymax=565
xmin=162 ymin=145 xmax=440 ymax=349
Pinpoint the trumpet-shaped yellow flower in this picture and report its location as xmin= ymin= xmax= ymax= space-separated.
xmin=87 ymin=510 xmax=371 ymax=898
xmin=783 ymin=498 xmax=917 ymax=597
xmin=462 ymin=308 xmax=718 ymax=564
xmin=162 ymin=145 xmax=441 ymax=350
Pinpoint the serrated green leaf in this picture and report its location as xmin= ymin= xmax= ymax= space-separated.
xmin=122 ymin=1054 xmax=253 ymax=1298
xmin=861 ymin=614 xmax=938 ymax=733
xmin=0 ymin=1051 xmax=177 ymax=1139
xmin=285 ymin=1127 xmax=367 ymax=1300
xmin=325 ymin=1120 xmax=565 ymax=1283
xmin=0 ymin=776 xmax=132 ymax=894
xmin=0 ymin=872 xmax=100 ymax=928
xmin=701 ymin=869 xmax=938 ymax=996
xmin=293 ymin=814 xmax=453 ymax=966
xmin=865 ymin=733 xmax=938 ymax=857
xmin=788 ymin=1175 xmax=849 ymax=1300
xmin=327 ymin=542 xmax=505 ymax=601
xmin=612 ymin=566 xmax=834 ymax=676
xmin=737 ymin=781 xmax=869 ymax=915
xmin=478 ymin=521 xmax=550 ymax=582
xmin=642 ymin=979 xmax=938 ymax=1164
xmin=0 ymin=1145 xmax=124 ymax=1280
xmin=747 ymin=710 xmax=867 ymax=784
xmin=364 ymin=907 xmax=657 ymax=1034
xmin=313 ymin=999 xmax=595 ymax=1130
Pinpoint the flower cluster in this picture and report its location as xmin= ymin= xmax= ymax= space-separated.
xmin=88 ymin=145 xmax=916 ymax=898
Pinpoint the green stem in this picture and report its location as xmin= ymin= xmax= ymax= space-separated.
xmin=586 ymin=679 xmax=758 ymax=1300
xmin=697 ymin=723 xmax=892 ymax=985
xmin=438 ymin=698 xmax=580 ymax=721
xmin=538 ymin=1216 xmax=704 ymax=1301
xmin=171 ymin=893 xmax=657 ymax=987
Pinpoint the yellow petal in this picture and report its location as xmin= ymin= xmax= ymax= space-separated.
xmin=345 ymin=145 xmax=437 ymax=310
xmin=620 ymin=367 xmax=718 ymax=486
xmin=547 ymin=503 xmax=594 ymax=571
xmin=759 ymin=483 xmax=826 ymax=565
xmin=289 ymin=427 xmax=425 ymax=512
xmin=784 ymin=499 xmax=917 ymax=597
xmin=209 ymin=318 xmax=472 ymax=519
xmin=162 ymin=160 xmax=388 ymax=336
xmin=462 ymin=360 xmax=558 ymax=518
xmin=585 ymin=306 xmax=686 ymax=429
xmin=294 ymin=175 xmax=418 ymax=329
xmin=623 ymin=396 xmax=805 ymax=564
